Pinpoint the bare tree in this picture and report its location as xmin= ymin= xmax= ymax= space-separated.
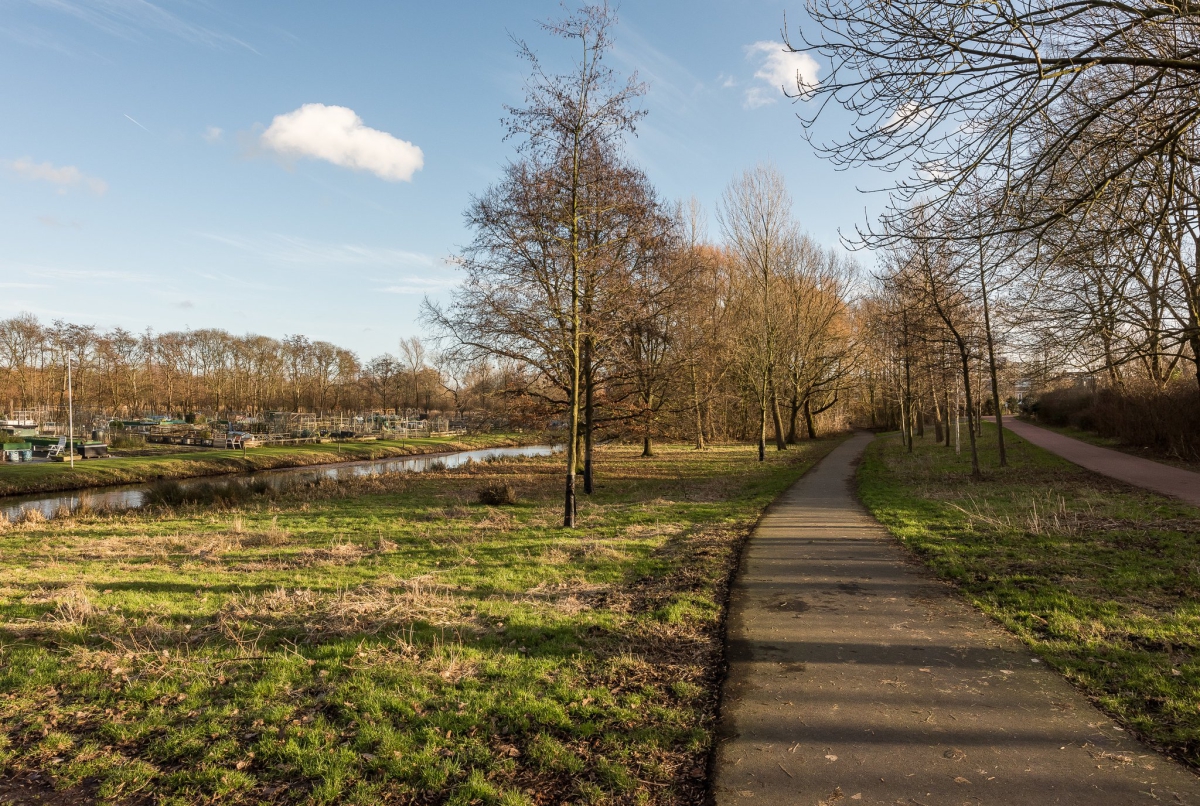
xmin=426 ymin=3 xmax=644 ymax=527
xmin=719 ymin=164 xmax=801 ymax=460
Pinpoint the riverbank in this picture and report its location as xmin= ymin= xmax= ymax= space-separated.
xmin=0 ymin=439 xmax=843 ymax=805
xmin=858 ymin=423 xmax=1200 ymax=770
xmin=0 ymin=434 xmax=540 ymax=498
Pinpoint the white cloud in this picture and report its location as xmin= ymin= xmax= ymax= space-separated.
xmin=261 ymin=104 xmax=424 ymax=182
xmin=7 ymin=158 xmax=107 ymax=195
xmin=745 ymin=41 xmax=819 ymax=108
xmin=203 ymin=126 xmax=224 ymax=143
xmin=884 ymin=102 xmax=932 ymax=131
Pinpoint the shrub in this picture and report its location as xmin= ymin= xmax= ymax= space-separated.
xmin=1033 ymin=380 xmax=1200 ymax=460
xmin=477 ymin=482 xmax=517 ymax=506
xmin=143 ymin=477 xmax=280 ymax=508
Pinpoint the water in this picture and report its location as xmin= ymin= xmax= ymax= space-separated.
xmin=1 ymin=444 xmax=559 ymax=521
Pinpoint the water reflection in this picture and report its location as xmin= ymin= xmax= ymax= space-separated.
xmin=2 ymin=444 xmax=558 ymax=521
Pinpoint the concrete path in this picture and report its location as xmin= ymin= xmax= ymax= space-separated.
xmin=712 ymin=432 xmax=1200 ymax=805
xmin=997 ymin=418 xmax=1200 ymax=508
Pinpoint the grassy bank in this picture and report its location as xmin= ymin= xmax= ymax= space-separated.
xmin=0 ymin=438 xmax=843 ymax=804
xmin=0 ymin=435 xmax=537 ymax=499
xmin=859 ymin=424 xmax=1200 ymax=767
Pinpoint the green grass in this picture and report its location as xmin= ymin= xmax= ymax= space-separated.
xmin=859 ymin=423 xmax=1200 ymax=767
xmin=0 ymin=437 xmax=843 ymax=804
xmin=0 ymin=434 xmax=536 ymax=498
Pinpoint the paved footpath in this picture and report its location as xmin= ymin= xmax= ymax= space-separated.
xmin=997 ymin=418 xmax=1200 ymax=508
xmin=712 ymin=432 xmax=1200 ymax=805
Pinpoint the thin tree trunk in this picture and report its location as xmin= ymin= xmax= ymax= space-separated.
xmin=690 ymin=362 xmax=705 ymax=450
xmin=787 ymin=391 xmax=800 ymax=444
xmin=583 ymin=340 xmax=594 ymax=494
xmin=770 ymin=380 xmax=787 ymax=451
xmin=757 ymin=376 xmax=767 ymax=462
xmin=958 ymin=348 xmax=981 ymax=478
xmin=803 ymin=396 xmax=816 ymax=439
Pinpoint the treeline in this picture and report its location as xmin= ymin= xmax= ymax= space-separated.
xmin=0 ymin=316 xmax=462 ymax=418
xmin=425 ymin=6 xmax=858 ymax=525
xmin=793 ymin=0 xmax=1200 ymax=460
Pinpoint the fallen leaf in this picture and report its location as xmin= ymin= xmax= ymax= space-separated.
xmin=954 ymin=776 xmax=971 ymax=784
xmin=825 ymin=754 xmax=838 ymax=761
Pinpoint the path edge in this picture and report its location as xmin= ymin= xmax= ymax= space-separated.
xmin=701 ymin=431 xmax=862 ymax=805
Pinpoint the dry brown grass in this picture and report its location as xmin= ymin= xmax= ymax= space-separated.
xmin=212 ymin=576 xmax=470 ymax=640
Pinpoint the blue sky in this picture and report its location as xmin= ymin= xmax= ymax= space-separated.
xmin=0 ymin=0 xmax=881 ymax=359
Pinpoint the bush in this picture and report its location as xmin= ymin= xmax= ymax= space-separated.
xmin=477 ymin=482 xmax=517 ymax=506
xmin=1033 ymin=380 xmax=1200 ymax=460
xmin=144 ymin=477 xmax=278 ymax=508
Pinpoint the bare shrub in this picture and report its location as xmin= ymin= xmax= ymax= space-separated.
xmin=45 ymin=584 xmax=96 ymax=626
xmin=144 ymin=477 xmax=279 ymax=509
xmin=18 ymin=508 xmax=46 ymax=526
xmin=477 ymin=482 xmax=517 ymax=506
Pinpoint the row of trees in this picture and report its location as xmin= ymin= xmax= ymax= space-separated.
xmin=426 ymin=4 xmax=858 ymax=525
xmin=789 ymin=0 xmax=1200 ymax=460
xmin=0 ymin=316 xmax=453 ymax=419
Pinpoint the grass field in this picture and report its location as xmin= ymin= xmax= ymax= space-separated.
xmin=0 ymin=435 xmax=536 ymax=499
xmin=0 ymin=438 xmax=842 ymax=805
xmin=858 ymin=424 xmax=1200 ymax=768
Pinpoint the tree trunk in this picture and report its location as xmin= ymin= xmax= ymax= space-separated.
xmin=903 ymin=349 xmax=914 ymax=453
xmin=770 ymin=392 xmax=787 ymax=451
xmin=787 ymin=392 xmax=800 ymax=444
xmin=803 ymin=396 xmax=817 ymax=439
xmin=757 ymin=376 xmax=767 ymax=462
xmin=690 ymin=363 xmax=705 ymax=450
xmin=932 ymin=392 xmax=943 ymax=444
xmin=583 ymin=340 xmax=595 ymax=494
xmin=958 ymin=347 xmax=982 ymax=478
xmin=943 ymin=384 xmax=952 ymax=447
xmin=642 ymin=434 xmax=653 ymax=457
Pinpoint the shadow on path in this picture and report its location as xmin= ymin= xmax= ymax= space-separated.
xmin=712 ymin=431 xmax=1200 ymax=805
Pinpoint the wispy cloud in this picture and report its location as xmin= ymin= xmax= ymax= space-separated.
xmin=744 ymin=41 xmax=819 ymax=109
xmin=261 ymin=104 xmax=424 ymax=182
xmin=0 ymin=261 xmax=147 ymax=287
xmin=202 ymin=126 xmax=223 ymax=143
xmin=7 ymin=158 xmax=108 ymax=195
xmin=27 ymin=0 xmax=258 ymax=52
xmin=610 ymin=22 xmax=705 ymax=117
xmin=201 ymin=232 xmax=436 ymax=268
xmin=381 ymin=277 xmax=460 ymax=295
xmin=37 ymin=215 xmax=83 ymax=229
